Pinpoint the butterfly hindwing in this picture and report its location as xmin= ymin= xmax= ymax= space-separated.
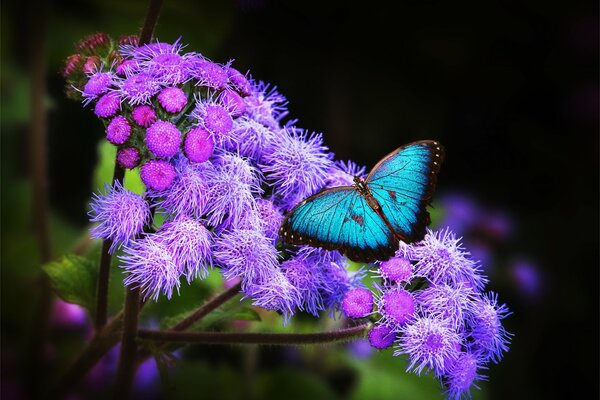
xmin=280 ymin=187 xmax=396 ymax=261
xmin=367 ymin=140 xmax=445 ymax=242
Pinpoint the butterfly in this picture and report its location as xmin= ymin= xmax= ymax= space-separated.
xmin=279 ymin=140 xmax=445 ymax=262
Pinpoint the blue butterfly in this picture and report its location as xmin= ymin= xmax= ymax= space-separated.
xmin=279 ymin=140 xmax=445 ymax=262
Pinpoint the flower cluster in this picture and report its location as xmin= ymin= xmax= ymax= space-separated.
xmin=341 ymin=228 xmax=511 ymax=399
xmin=73 ymin=34 xmax=361 ymax=314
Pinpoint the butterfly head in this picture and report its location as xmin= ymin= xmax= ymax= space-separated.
xmin=353 ymin=175 xmax=368 ymax=193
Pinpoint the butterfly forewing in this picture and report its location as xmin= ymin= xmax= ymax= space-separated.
xmin=367 ymin=141 xmax=445 ymax=242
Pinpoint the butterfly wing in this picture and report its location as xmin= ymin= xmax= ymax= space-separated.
xmin=366 ymin=140 xmax=445 ymax=242
xmin=280 ymin=187 xmax=397 ymax=262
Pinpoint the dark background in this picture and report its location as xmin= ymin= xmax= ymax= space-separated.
xmin=2 ymin=0 xmax=598 ymax=399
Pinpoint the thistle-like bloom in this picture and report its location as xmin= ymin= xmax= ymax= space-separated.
xmin=184 ymin=127 xmax=214 ymax=163
xmin=124 ymin=39 xmax=191 ymax=85
xmin=321 ymin=260 xmax=366 ymax=314
xmin=411 ymin=228 xmax=487 ymax=291
xmin=220 ymin=89 xmax=246 ymax=117
xmin=262 ymin=128 xmax=333 ymax=209
xmin=132 ymin=105 xmax=157 ymax=127
xmin=213 ymin=228 xmax=279 ymax=286
xmin=377 ymin=256 xmax=414 ymax=283
xmin=88 ymin=181 xmax=150 ymax=253
xmin=94 ymin=92 xmax=121 ymax=118
xmin=325 ymin=160 xmax=367 ymax=188
xmin=395 ymin=316 xmax=461 ymax=377
xmin=158 ymin=216 xmax=213 ymax=281
xmin=118 ymin=72 xmax=161 ymax=105
xmin=158 ymin=86 xmax=188 ymax=113
xmin=83 ymin=72 xmax=114 ymax=98
xmin=145 ymin=120 xmax=182 ymax=158
xmin=121 ymin=235 xmax=180 ymax=300
xmin=140 ymin=160 xmax=176 ymax=191
xmin=191 ymin=100 xmax=234 ymax=137
xmin=242 ymin=269 xmax=300 ymax=324
xmin=188 ymin=56 xmax=229 ymax=89
xmin=245 ymin=81 xmax=288 ymax=128
xmin=255 ymin=199 xmax=284 ymax=241
xmin=416 ymin=284 xmax=476 ymax=330
xmin=106 ymin=115 xmax=131 ymax=145
xmin=226 ymin=67 xmax=251 ymax=95
xmin=376 ymin=286 xmax=416 ymax=328
xmin=443 ymin=352 xmax=486 ymax=400
xmin=368 ymin=325 xmax=396 ymax=349
xmin=466 ymin=292 xmax=511 ymax=363
xmin=117 ymin=147 xmax=141 ymax=169
xmin=280 ymin=256 xmax=326 ymax=316
xmin=223 ymin=116 xmax=278 ymax=161
xmin=342 ymin=287 xmax=373 ymax=318
xmin=154 ymin=156 xmax=211 ymax=218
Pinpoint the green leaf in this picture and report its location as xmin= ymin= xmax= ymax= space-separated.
xmin=42 ymin=254 xmax=98 ymax=315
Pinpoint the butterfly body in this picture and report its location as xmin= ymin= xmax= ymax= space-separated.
xmin=280 ymin=140 xmax=445 ymax=262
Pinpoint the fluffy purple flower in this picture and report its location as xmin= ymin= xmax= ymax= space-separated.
xmin=395 ymin=316 xmax=461 ymax=377
xmin=118 ymin=72 xmax=161 ymax=105
xmin=132 ymin=105 xmax=157 ymax=127
xmin=342 ymin=287 xmax=373 ymax=318
xmin=466 ymin=292 xmax=511 ymax=363
xmin=417 ymin=284 xmax=476 ymax=330
xmin=321 ymin=260 xmax=366 ymax=313
xmin=245 ymin=81 xmax=288 ymax=128
xmin=227 ymin=67 xmax=251 ymax=95
xmin=158 ymin=86 xmax=188 ymax=113
xmin=117 ymin=147 xmax=141 ymax=169
xmin=121 ymin=236 xmax=180 ymax=300
xmin=191 ymin=100 xmax=234 ymax=137
xmin=94 ymin=92 xmax=121 ymax=118
xmin=280 ymin=256 xmax=327 ymax=316
xmin=223 ymin=116 xmax=278 ymax=161
xmin=220 ymin=89 xmax=246 ymax=116
xmin=377 ymin=256 xmax=414 ymax=283
xmin=325 ymin=160 xmax=367 ymax=188
xmin=125 ymin=40 xmax=190 ymax=85
xmin=368 ymin=325 xmax=396 ymax=349
xmin=88 ymin=181 xmax=150 ymax=253
xmin=411 ymin=228 xmax=487 ymax=291
xmin=83 ymin=72 xmax=114 ymax=98
xmin=106 ymin=115 xmax=131 ymax=145
xmin=262 ymin=128 xmax=333 ymax=209
xmin=145 ymin=120 xmax=182 ymax=158
xmin=115 ymin=59 xmax=137 ymax=76
xmin=189 ymin=57 xmax=229 ymax=89
xmin=154 ymin=156 xmax=211 ymax=218
xmin=140 ymin=160 xmax=176 ymax=191
xmin=255 ymin=199 xmax=284 ymax=241
xmin=377 ymin=286 xmax=416 ymax=327
xmin=242 ymin=269 xmax=300 ymax=324
xmin=213 ymin=228 xmax=279 ymax=286
xmin=444 ymin=352 xmax=486 ymax=400
xmin=158 ymin=216 xmax=213 ymax=281
xmin=184 ymin=127 xmax=214 ymax=163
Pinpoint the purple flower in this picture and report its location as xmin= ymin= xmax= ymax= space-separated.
xmin=376 ymin=286 xmax=416 ymax=328
xmin=245 ymin=81 xmax=288 ymax=128
xmin=191 ymin=100 xmax=234 ymax=137
xmin=140 ymin=159 xmax=176 ymax=191
xmin=342 ymin=287 xmax=373 ymax=318
xmin=106 ymin=115 xmax=131 ymax=145
xmin=115 ymin=59 xmax=137 ymax=76
xmin=255 ymin=198 xmax=284 ymax=241
xmin=83 ymin=72 xmax=114 ymax=98
xmin=325 ymin=160 xmax=367 ymax=188
xmin=466 ymin=292 xmax=511 ymax=363
xmin=377 ymin=256 xmax=414 ymax=283
xmin=189 ymin=56 xmax=229 ymax=89
xmin=126 ymin=39 xmax=191 ymax=85
xmin=154 ymin=156 xmax=211 ymax=218
xmin=395 ymin=316 xmax=461 ymax=377
xmin=213 ymin=228 xmax=279 ymax=286
xmin=227 ymin=67 xmax=251 ymax=95
xmin=158 ymin=216 xmax=213 ymax=281
xmin=368 ymin=325 xmax=396 ymax=349
xmin=132 ymin=105 xmax=157 ymax=127
xmin=411 ymin=228 xmax=488 ymax=291
xmin=94 ymin=92 xmax=121 ymax=118
xmin=118 ymin=72 xmax=161 ymax=105
xmin=242 ymin=269 xmax=300 ymax=324
xmin=117 ymin=147 xmax=141 ymax=169
xmin=121 ymin=235 xmax=180 ymax=300
xmin=262 ymin=128 xmax=333 ymax=210
xmin=280 ymin=256 xmax=327 ymax=316
xmin=223 ymin=116 xmax=278 ymax=161
xmin=220 ymin=89 xmax=246 ymax=116
xmin=184 ymin=127 xmax=214 ymax=163
xmin=145 ymin=120 xmax=182 ymax=158
xmin=443 ymin=352 xmax=486 ymax=400
xmin=88 ymin=181 xmax=150 ymax=253
xmin=416 ymin=284 xmax=476 ymax=330
xmin=158 ymin=86 xmax=188 ymax=113
xmin=321 ymin=260 xmax=366 ymax=314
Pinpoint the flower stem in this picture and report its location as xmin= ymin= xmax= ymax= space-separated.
xmin=137 ymin=324 xmax=371 ymax=346
xmin=139 ymin=0 xmax=165 ymax=44
xmin=113 ymin=287 xmax=141 ymax=399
